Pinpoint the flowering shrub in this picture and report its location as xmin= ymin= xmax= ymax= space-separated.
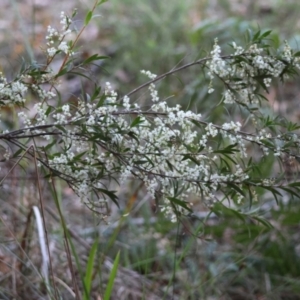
xmin=1 ymin=1 xmax=300 ymax=224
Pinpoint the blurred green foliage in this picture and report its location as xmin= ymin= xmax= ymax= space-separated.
xmin=92 ymin=0 xmax=300 ymax=299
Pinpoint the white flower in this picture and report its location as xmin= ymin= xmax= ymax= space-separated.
xmin=47 ymin=47 xmax=57 ymax=57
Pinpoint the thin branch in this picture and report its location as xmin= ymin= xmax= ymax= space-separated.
xmin=124 ymin=55 xmax=234 ymax=98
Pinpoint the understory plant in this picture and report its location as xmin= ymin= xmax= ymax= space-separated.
xmin=1 ymin=0 xmax=300 ymax=297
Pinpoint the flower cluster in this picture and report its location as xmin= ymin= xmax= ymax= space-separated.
xmin=46 ymin=11 xmax=74 ymax=57
xmin=0 ymin=73 xmax=28 ymax=107
xmin=141 ymin=70 xmax=159 ymax=102
xmin=13 ymin=77 xmax=257 ymax=221
xmin=206 ymin=34 xmax=300 ymax=108
xmin=2 ymin=20 xmax=300 ymax=223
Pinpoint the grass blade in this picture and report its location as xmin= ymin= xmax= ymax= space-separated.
xmin=104 ymin=251 xmax=120 ymax=300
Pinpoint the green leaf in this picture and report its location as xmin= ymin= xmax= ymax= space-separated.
xmin=68 ymin=71 xmax=94 ymax=81
xmin=288 ymin=182 xmax=300 ymax=188
xmin=83 ymin=239 xmax=98 ymax=300
xmin=44 ymin=139 xmax=57 ymax=151
xmin=221 ymin=153 xmax=238 ymax=165
xmin=90 ymin=86 xmax=102 ymax=101
xmin=259 ymin=138 xmax=274 ymax=148
xmin=252 ymin=30 xmax=261 ymax=42
xmin=279 ymin=187 xmax=300 ymax=199
xmin=143 ymin=155 xmax=155 ymax=168
xmin=214 ymin=143 xmax=239 ymax=154
xmin=96 ymin=94 xmax=107 ymax=108
xmin=12 ymin=148 xmax=23 ymax=158
xmin=212 ymin=204 xmax=245 ymax=222
xmin=260 ymin=30 xmax=272 ymax=39
xmin=293 ymin=51 xmax=300 ymax=57
xmin=254 ymin=76 xmax=269 ymax=93
xmin=130 ymin=116 xmax=143 ymax=128
xmin=234 ymin=56 xmax=249 ymax=64
xmin=248 ymin=186 xmax=253 ymax=208
xmin=227 ymin=182 xmax=245 ymax=197
xmin=225 ymin=207 xmax=246 ymax=222
xmin=55 ymin=125 xmax=67 ymax=133
xmin=27 ymin=69 xmax=49 ymax=77
xmin=73 ymin=151 xmax=87 ymax=161
xmin=97 ymin=0 xmax=108 ymax=6
xmin=45 ymin=105 xmax=53 ymax=116
xmin=286 ymin=121 xmax=300 ymax=131
xmin=97 ymin=188 xmax=119 ymax=208
xmin=64 ymin=228 xmax=89 ymax=299
xmin=104 ymin=251 xmax=120 ymax=300
xmin=167 ymin=197 xmax=192 ymax=212
xmin=190 ymin=119 xmax=203 ymax=129
xmin=166 ymin=159 xmax=174 ymax=171
xmin=84 ymin=11 xmax=93 ymax=26
xmin=182 ymin=154 xmax=199 ymax=165
xmin=54 ymin=67 xmax=68 ymax=78
xmin=247 ymin=157 xmax=253 ymax=168
xmin=72 ymin=8 xmax=78 ymax=18
xmin=257 ymin=93 xmax=269 ymax=102
xmin=252 ymin=216 xmax=273 ymax=229
xmin=262 ymin=186 xmax=282 ymax=204
xmin=246 ymin=28 xmax=253 ymax=43
xmin=127 ymin=131 xmax=139 ymax=143
xmin=197 ymin=145 xmax=204 ymax=153
xmin=82 ymin=54 xmax=110 ymax=65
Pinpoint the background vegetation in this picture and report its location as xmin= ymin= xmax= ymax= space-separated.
xmin=1 ymin=0 xmax=300 ymax=299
